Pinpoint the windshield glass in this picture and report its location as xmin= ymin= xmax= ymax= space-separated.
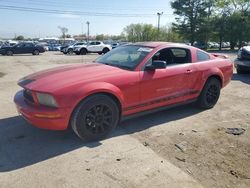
xmin=96 ymin=45 xmax=153 ymax=70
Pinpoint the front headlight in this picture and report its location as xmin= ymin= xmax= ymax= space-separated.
xmin=36 ymin=92 xmax=58 ymax=108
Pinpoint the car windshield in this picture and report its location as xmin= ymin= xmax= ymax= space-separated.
xmin=95 ymin=45 xmax=153 ymax=70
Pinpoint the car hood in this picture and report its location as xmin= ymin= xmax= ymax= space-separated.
xmin=242 ymin=46 xmax=250 ymax=53
xmin=18 ymin=63 xmax=127 ymax=92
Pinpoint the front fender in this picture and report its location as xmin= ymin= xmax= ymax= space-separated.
xmin=67 ymin=82 xmax=125 ymax=110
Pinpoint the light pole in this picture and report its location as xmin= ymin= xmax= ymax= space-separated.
xmin=86 ymin=21 xmax=90 ymax=42
xmin=157 ymin=12 xmax=163 ymax=40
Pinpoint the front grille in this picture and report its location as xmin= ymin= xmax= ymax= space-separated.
xmin=23 ymin=89 xmax=34 ymax=103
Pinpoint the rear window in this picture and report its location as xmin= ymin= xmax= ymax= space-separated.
xmin=197 ymin=51 xmax=210 ymax=61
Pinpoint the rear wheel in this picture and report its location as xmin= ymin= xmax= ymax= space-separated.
xmin=197 ymin=78 xmax=221 ymax=109
xmin=71 ymin=94 xmax=119 ymax=141
xmin=6 ymin=50 xmax=13 ymax=56
xmin=33 ymin=50 xmax=39 ymax=55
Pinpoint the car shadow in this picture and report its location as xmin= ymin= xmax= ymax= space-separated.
xmin=0 ymin=104 xmax=202 ymax=172
xmin=232 ymin=73 xmax=250 ymax=85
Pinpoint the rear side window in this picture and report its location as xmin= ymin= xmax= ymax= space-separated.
xmin=171 ymin=48 xmax=187 ymax=57
xmin=197 ymin=51 xmax=210 ymax=61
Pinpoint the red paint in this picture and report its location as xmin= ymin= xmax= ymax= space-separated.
xmin=14 ymin=42 xmax=233 ymax=130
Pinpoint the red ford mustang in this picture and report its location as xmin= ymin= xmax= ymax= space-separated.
xmin=14 ymin=42 xmax=233 ymax=140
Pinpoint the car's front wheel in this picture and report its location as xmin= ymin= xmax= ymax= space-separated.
xmin=71 ymin=94 xmax=119 ymax=141
xmin=102 ymin=48 xmax=110 ymax=54
xmin=197 ymin=77 xmax=221 ymax=109
xmin=68 ymin=48 xmax=73 ymax=55
xmin=6 ymin=50 xmax=13 ymax=56
xmin=80 ymin=48 xmax=87 ymax=55
xmin=33 ymin=50 xmax=39 ymax=55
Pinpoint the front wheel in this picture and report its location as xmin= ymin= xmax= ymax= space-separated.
xmin=80 ymin=48 xmax=87 ymax=55
xmin=33 ymin=50 xmax=39 ymax=55
xmin=102 ymin=48 xmax=110 ymax=54
xmin=6 ymin=50 xmax=13 ymax=56
xmin=197 ymin=78 xmax=221 ymax=109
xmin=71 ymin=94 xmax=119 ymax=141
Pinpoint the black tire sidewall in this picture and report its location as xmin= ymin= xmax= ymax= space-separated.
xmin=80 ymin=48 xmax=87 ymax=55
xmin=71 ymin=95 xmax=119 ymax=141
xmin=198 ymin=78 xmax=221 ymax=109
xmin=7 ymin=50 xmax=13 ymax=56
xmin=103 ymin=48 xmax=109 ymax=54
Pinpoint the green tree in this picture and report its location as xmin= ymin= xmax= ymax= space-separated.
xmin=171 ymin=0 xmax=211 ymax=45
xmin=15 ymin=35 xmax=24 ymax=40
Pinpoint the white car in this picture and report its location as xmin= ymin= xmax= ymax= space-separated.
xmin=73 ymin=41 xmax=112 ymax=55
xmin=62 ymin=42 xmax=87 ymax=54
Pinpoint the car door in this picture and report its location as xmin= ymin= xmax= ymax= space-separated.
xmin=14 ymin=43 xmax=25 ymax=54
xmin=23 ymin=43 xmax=34 ymax=53
xmin=139 ymin=47 xmax=199 ymax=110
xmin=94 ymin=42 xmax=103 ymax=52
xmin=87 ymin=42 xmax=97 ymax=52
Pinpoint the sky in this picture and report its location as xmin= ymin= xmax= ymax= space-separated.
xmin=0 ymin=0 xmax=175 ymax=39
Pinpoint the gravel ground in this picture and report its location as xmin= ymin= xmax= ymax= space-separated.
xmin=0 ymin=51 xmax=249 ymax=188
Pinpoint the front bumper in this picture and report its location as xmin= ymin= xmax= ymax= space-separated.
xmin=14 ymin=90 xmax=71 ymax=130
xmin=235 ymin=60 xmax=250 ymax=72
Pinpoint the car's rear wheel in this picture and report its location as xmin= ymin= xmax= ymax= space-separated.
xmin=33 ymin=50 xmax=39 ymax=55
xmin=71 ymin=94 xmax=119 ymax=141
xmin=102 ymin=48 xmax=110 ymax=54
xmin=80 ymin=48 xmax=87 ymax=55
xmin=6 ymin=50 xmax=13 ymax=56
xmin=197 ymin=77 xmax=221 ymax=109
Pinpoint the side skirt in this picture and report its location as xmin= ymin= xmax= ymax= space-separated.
xmin=121 ymin=98 xmax=197 ymax=122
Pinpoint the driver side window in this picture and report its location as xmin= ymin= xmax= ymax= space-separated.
xmin=146 ymin=47 xmax=191 ymax=67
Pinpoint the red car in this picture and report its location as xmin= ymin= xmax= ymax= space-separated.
xmin=14 ymin=42 xmax=233 ymax=140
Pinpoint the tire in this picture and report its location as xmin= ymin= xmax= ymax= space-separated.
xmin=6 ymin=50 xmax=13 ymax=56
xmin=33 ymin=50 xmax=39 ymax=55
xmin=236 ymin=67 xmax=245 ymax=74
xmin=71 ymin=94 xmax=119 ymax=141
xmin=68 ymin=48 xmax=73 ymax=55
xmin=102 ymin=48 xmax=110 ymax=54
xmin=80 ymin=48 xmax=87 ymax=55
xmin=197 ymin=77 xmax=221 ymax=109
xmin=98 ymin=52 xmax=102 ymax=55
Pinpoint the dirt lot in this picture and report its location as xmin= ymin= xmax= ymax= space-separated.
xmin=0 ymin=52 xmax=249 ymax=188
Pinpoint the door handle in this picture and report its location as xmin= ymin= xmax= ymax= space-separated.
xmin=186 ymin=69 xmax=193 ymax=74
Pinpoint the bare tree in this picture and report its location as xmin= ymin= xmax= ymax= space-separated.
xmin=58 ymin=26 xmax=68 ymax=43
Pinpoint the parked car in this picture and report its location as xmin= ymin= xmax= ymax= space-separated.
xmin=111 ymin=43 xmax=119 ymax=49
xmin=235 ymin=46 xmax=250 ymax=73
xmin=73 ymin=41 xmax=112 ymax=55
xmin=62 ymin=42 xmax=87 ymax=54
xmin=0 ymin=42 xmax=45 ymax=56
xmin=14 ymin=42 xmax=233 ymax=140
xmin=48 ymin=44 xmax=61 ymax=51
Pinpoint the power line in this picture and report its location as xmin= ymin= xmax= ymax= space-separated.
xmin=0 ymin=5 xmax=172 ymax=17
xmin=0 ymin=0 xmax=169 ymax=12
xmin=0 ymin=5 xmax=156 ymax=17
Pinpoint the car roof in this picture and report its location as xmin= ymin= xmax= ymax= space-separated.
xmin=130 ymin=42 xmax=192 ymax=49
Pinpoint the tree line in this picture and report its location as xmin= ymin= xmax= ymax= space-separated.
xmin=122 ymin=0 xmax=250 ymax=50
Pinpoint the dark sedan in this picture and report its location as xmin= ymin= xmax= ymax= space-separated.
xmin=0 ymin=42 xmax=45 ymax=56
xmin=235 ymin=46 xmax=250 ymax=74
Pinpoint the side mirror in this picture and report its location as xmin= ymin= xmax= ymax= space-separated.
xmin=145 ymin=60 xmax=167 ymax=71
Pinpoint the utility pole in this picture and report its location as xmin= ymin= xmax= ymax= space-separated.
xmin=86 ymin=21 xmax=90 ymax=42
xmin=157 ymin=12 xmax=163 ymax=40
